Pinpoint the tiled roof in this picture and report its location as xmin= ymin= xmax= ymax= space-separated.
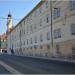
xmin=0 ymin=33 xmax=7 ymax=40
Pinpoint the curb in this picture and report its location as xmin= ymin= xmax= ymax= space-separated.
xmin=24 ymin=55 xmax=75 ymax=64
xmin=5 ymin=54 xmax=75 ymax=64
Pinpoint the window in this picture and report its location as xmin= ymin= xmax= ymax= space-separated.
xmin=71 ymin=24 xmax=75 ymax=35
xmin=34 ymin=45 xmax=37 ymax=49
xmin=47 ymin=32 xmax=50 ymax=40
xmin=31 ymin=46 xmax=32 ymax=50
xmin=46 ymin=14 xmax=50 ymax=23
xmin=20 ymin=24 xmax=22 ymax=28
xmin=40 ymin=34 xmax=43 ymax=42
xmin=40 ymin=19 xmax=42 ymax=26
xmin=70 ymin=0 xmax=75 ymax=10
xmin=34 ymin=24 xmax=37 ymax=29
xmin=3 ymin=39 xmax=4 ymax=42
xmin=24 ymin=21 xmax=25 ymax=25
xmin=46 ymin=1 xmax=48 ymax=8
xmin=39 ymin=6 xmax=42 ymax=13
xmin=24 ymin=41 xmax=25 ymax=45
xmin=53 ymin=8 xmax=60 ymax=19
xmin=72 ymin=47 xmax=75 ymax=55
xmin=29 ymin=14 xmax=32 ymax=20
xmin=27 ymin=17 xmax=29 ymax=23
xmin=30 ymin=25 xmax=32 ymax=32
xmin=47 ymin=44 xmax=50 ymax=49
xmin=54 ymin=28 xmax=61 ymax=39
xmin=24 ymin=30 xmax=25 ymax=34
xmin=34 ymin=12 xmax=36 ymax=17
xmin=40 ymin=45 xmax=42 ymax=49
xmin=27 ymin=26 xmax=28 ymax=34
xmin=27 ymin=39 xmax=28 ymax=45
xmin=53 ymin=1 xmax=56 ymax=3
xmin=27 ymin=48 xmax=28 ymax=50
xmin=35 ymin=36 xmax=37 ymax=43
xmin=30 ymin=38 xmax=32 ymax=44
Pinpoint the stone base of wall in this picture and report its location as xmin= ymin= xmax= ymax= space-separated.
xmin=13 ymin=39 xmax=75 ymax=59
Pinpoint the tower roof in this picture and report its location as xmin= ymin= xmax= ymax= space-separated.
xmin=8 ymin=14 xmax=11 ymax=17
xmin=8 ymin=11 xmax=12 ymax=17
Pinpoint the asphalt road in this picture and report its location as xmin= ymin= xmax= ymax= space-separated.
xmin=0 ymin=64 xmax=11 ymax=74
xmin=0 ymin=54 xmax=75 ymax=74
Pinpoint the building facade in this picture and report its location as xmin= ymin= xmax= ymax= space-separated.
xmin=7 ymin=1 xmax=75 ymax=59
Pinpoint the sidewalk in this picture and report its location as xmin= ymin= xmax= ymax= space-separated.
xmin=10 ymin=54 xmax=75 ymax=64
xmin=25 ymin=55 xmax=75 ymax=64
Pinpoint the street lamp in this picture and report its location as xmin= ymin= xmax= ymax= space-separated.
xmin=50 ymin=1 xmax=53 ymax=47
xmin=50 ymin=1 xmax=59 ymax=57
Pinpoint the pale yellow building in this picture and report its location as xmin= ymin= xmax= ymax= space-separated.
xmin=7 ymin=1 xmax=75 ymax=59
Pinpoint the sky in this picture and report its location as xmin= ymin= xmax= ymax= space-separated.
xmin=0 ymin=0 xmax=41 ymax=35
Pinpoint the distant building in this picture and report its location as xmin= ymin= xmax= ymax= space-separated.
xmin=0 ymin=33 xmax=7 ymax=53
xmin=7 ymin=1 xmax=75 ymax=59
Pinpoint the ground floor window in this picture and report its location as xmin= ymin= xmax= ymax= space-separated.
xmin=31 ymin=47 xmax=32 ymax=50
xmin=72 ymin=47 xmax=75 ymax=58
xmin=27 ymin=48 xmax=28 ymax=50
xmin=45 ymin=52 xmax=48 ymax=57
xmin=71 ymin=24 xmax=75 ymax=35
xmin=40 ymin=45 xmax=43 ymax=49
xmin=34 ymin=45 xmax=37 ymax=50
xmin=47 ymin=44 xmax=50 ymax=49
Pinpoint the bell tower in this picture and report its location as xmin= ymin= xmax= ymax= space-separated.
xmin=7 ymin=12 xmax=13 ymax=32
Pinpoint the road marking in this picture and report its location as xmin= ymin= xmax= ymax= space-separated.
xmin=0 ymin=60 xmax=22 ymax=75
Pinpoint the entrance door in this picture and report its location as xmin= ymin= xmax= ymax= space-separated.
xmin=56 ymin=44 xmax=60 ymax=57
